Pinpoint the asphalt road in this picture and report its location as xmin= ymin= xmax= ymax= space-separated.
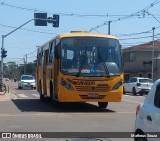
xmin=0 ymin=80 xmax=145 ymax=141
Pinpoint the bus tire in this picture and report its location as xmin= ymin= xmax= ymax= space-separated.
xmin=123 ymin=86 xmax=126 ymax=94
xmin=40 ymin=92 xmax=45 ymax=102
xmin=39 ymin=81 xmax=45 ymax=102
xmin=98 ymin=102 xmax=108 ymax=109
xmin=50 ymin=82 xmax=59 ymax=106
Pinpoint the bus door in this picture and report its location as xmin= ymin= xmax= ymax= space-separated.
xmin=36 ymin=50 xmax=40 ymax=90
xmin=53 ymin=40 xmax=59 ymax=99
xmin=42 ymin=49 xmax=48 ymax=95
xmin=48 ymin=41 xmax=57 ymax=99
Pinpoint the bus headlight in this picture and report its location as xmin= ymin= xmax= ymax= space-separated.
xmin=61 ymin=78 xmax=74 ymax=90
xmin=112 ymin=80 xmax=123 ymax=90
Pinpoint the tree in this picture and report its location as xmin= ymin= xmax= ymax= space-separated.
xmin=3 ymin=61 xmax=19 ymax=79
xmin=3 ymin=61 xmax=36 ymax=79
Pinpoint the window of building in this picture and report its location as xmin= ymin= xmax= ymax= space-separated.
xmin=129 ymin=52 xmax=135 ymax=61
xmin=148 ymin=73 xmax=152 ymax=79
xmin=139 ymin=73 xmax=143 ymax=77
xmin=157 ymin=52 xmax=160 ymax=58
xmin=124 ymin=73 xmax=129 ymax=82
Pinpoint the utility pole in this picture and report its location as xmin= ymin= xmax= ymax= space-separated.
xmin=23 ymin=57 xmax=26 ymax=75
xmin=152 ymin=27 xmax=155 ymax=80
xmin=26 ymin=54 xmax=27 ymax=64
xmin=108 ymin=21 xmax=111 ymax=35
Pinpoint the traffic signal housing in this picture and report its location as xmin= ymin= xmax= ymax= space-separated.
xmin=53 ymin=14 xmax=59 ymax=27
xmin=1 ymin=49 xmax=7 ymax=58
xmin=34 ymin=13 xmax=47 ymax=26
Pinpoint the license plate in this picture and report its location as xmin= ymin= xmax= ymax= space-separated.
xmin=88 ymin=94 xmax=99 ymax=98
xmin=27 ymin=83 xmax=31 ymax=87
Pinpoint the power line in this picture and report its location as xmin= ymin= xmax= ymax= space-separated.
xmin=146 ymin=11 xmax=160 ymax=24
xmin=2 ymin=1 xmax=160 ymax=19
xmin=0 ymin=23 xmax=58 ymax=35
xmin=26 ymin=49 xmax=37 ymax=56
xmin=89 ymin=0 xmax=160 ymax=31
xmin=119 ymin=32 xmax=160 ymax=41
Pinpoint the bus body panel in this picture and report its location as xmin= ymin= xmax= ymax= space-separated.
xmin=57 ymin=73 xmax=123 ymax=102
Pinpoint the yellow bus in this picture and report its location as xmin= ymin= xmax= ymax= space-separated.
xmin=36 ymin=31 xmax=123 ymax=108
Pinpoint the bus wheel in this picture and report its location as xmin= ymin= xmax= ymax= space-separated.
xmin=50 ymin=82 xmax=59 ymax=106
xmin=40 ymin=92 xmax=45 ymax=102
xmin=123 ymin=87 xmax=126 ymax=94
xmin=50 ymin=95 xmax=59 ymax=106
xmin=39 ymin=82 xmax=45 ymax=102
xmin=98 ymin=102 xmax=108 ymax=109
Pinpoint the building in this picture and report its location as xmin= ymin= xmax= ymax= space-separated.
xmin=122 ymin=40 xmax=160 ymax=82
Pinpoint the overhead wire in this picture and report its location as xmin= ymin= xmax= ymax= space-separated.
xmin=89 ymin=0 xmax=160 ymax=31
xmin=1 ymin=0 xmax=160 ymax=61
xmin=2 ymin=1 xmax=160 ymax=18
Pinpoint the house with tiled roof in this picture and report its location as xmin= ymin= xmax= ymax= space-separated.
xmin=122 ymin=40 xmax=160 ymax=81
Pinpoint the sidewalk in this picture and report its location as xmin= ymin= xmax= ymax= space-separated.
xmin=0 ymin=91 xmax=16 ymax=101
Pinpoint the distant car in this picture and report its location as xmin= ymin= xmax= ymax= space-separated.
xmin=18 ymin=75 xmax=36 ymax=89
xmin=5 ymin=78 xmax=9 ymax=81
xmin=123 ymin=77 xmax=153 ymax=96
xmin=134 ymin=79 xmax=160 ymax=141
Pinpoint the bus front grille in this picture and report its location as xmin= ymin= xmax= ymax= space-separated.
xmin=75 ymin=86 xmax=110 ymax=92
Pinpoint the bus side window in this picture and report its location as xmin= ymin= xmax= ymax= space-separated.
xmin=37 ymin=49 xmax=40 ymax=66
xmin=45 ymin=49 xmax=49 ymax=64
xmin=48 ymin=41 xmax=55 ymax=64
xmin=39 ymin=48 xmax=44 ymax=66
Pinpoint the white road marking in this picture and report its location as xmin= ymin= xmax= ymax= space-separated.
xmin=31 ymin=94 xmax=39 ymax=97
xmin=17 ymin=94 xmax=28 ymax=98
xmin=123 ymin=95 xmax=145 ymax=98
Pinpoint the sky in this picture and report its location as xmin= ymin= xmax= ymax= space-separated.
xmin=0 ymin=0 xmax=160 ymax=64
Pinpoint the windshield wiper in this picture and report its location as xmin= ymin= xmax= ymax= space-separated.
xmin=97 ymin=47 xmax=110 ymax=77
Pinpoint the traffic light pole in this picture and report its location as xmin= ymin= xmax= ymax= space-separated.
xmin=1 ymin=36 xmax=4 ymax=84
xmin=0 ymin=15 xmax=59 ymax=83
xmin=1 ymin=19 xmax=34 ymax=83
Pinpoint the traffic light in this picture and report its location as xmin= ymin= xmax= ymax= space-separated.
xmin=53 ymin=14 xmax=59 ymax=27
xmin=34 ymin=13 xmax=47 ymax=26
xmin=1 ymin=49 xmax=7 ymax=58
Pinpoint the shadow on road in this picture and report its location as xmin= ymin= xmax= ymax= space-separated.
xmin=11 ymin=99 xmax=115 ymax=113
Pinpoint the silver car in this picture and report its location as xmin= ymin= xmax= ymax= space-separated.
xmin=123 ymin=77 xmax=153 ymax=96
xmin=18 ymin=75 xmax=36 ymax=89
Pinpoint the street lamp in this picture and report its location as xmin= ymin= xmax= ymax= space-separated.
xmin=152 ymin=27 xmax=155 ymax=80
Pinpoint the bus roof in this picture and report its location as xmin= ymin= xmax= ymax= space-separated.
xmin=59 ymin=31 xmax=118 ymax=39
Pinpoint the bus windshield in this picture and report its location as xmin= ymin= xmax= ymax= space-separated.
xmin=60 ymin=37 xmax=122 ymax=76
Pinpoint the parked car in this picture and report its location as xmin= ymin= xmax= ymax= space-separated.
xmin=18 ymin=75 xmax=36 ymax=89
xmin=123 ymin=77 xmax=154 ymax=96
xmin=134 ymin=79 xmax=160 ymax=141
